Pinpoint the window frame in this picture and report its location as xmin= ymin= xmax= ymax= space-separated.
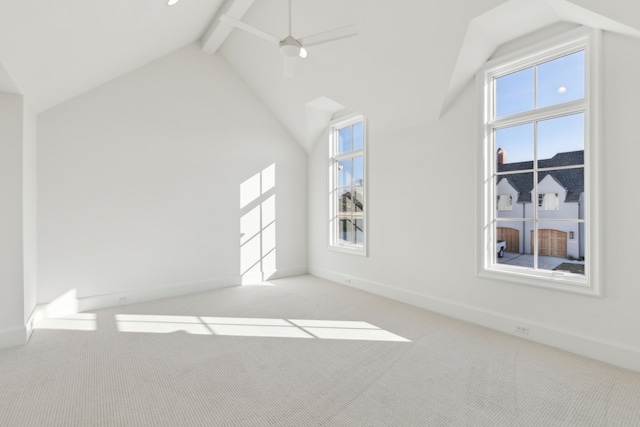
xmin=476 ymin=27 xmax=602 ymax=296
xmin=328 ymin=114 xmax=367 ymax=256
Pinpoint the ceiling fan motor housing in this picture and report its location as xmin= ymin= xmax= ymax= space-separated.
xmin=279 ymin=36 xmax=302 ymax=57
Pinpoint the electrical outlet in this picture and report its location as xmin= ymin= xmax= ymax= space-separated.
xmin=514 ymin=323 xmax=530 ymax=334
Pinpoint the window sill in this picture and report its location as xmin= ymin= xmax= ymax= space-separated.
xmin=478 ymin=266 xmax=601 ymax=297
xmin=328 ymin=244 xmax=367 ymax=257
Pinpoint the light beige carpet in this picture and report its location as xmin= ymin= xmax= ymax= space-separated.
xmin=1 ymin=274 xmax=639 ymax=426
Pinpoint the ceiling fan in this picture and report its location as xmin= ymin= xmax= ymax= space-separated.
xmin=219 ymin=0 xmax=358 ymax=63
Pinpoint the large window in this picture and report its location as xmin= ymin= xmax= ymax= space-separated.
xmin=329 ymin=115 xmax=366 ymax=254
xmin=477 ymin=27 xmax=601 ymax=295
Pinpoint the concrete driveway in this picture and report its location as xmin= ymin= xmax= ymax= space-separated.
xmin=498 ymin=252 xmax=584 ymax=270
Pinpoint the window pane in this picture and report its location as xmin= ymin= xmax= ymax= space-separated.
xmin=495 ymin=123 xmax=534 ymax=170
xmin=353 ymin=156 xmax=363 ymax=186
xmin=536 ymin=221 xmax=585 ymax=275
xmin=338 ymin=159 xmax=352 ymax=187
xmin=496 ymin=221 xmax=532 ymax=267
xmin=495 ymin=67 xmax=534 ymax=118
xmin=337 ymin=187 xmax=353 ymax=214
xmin=537 ymin=114 xmax=584 ymax=167
xmin=338 ymin=219 xmax=354 ymax=244
xmin=352 ymin=187 xmax=364 ymax=246
xmin=354 ymin=218 xmax=364 ymax=244
xmin=353 ymin=122 xmax=364 ymax=151
xmin=338 ymin=185 xmax=354 ymax=244
xmin=353 ymin=186 xmax=364 ymax=214
xmin=537 ymin=50 xmax=585 ymax=109
xmin=338 ymin=127 xmax=352 ymax=154
xmin=537 ymin=168 xmax=583 ymax=220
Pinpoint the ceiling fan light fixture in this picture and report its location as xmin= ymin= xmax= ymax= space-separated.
xmin=221 ymin=0 xmax=358 ymax=70
xmin=279 ymin=36 xmax=302 ymax=57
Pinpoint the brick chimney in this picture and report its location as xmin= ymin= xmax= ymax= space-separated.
xmin=497 ymin=148 xmax=506 ymax=165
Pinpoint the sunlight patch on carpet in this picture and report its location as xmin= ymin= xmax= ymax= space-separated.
xmin=113 ymin=314 xmax=411 ymax=342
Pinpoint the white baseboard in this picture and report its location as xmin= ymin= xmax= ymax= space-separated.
xmin=242 ymin=266 xmax=308 ymax=285
xmin=269 ymin=266 xmax=308 ymax=280
xmin=83 ymin=276 xmax=243 ymax=312
xmin=309 ymin=267 xmax=640 ymax=373
xmin=31 ymin=267 xmax=308 ymax=324
xmin=0 ymin=308 xmax=39 ymax=349
xmin=0 ymin=325 xmax=29 ymax=349
xmin=31 ymin=276 xmax=241 ymax=324
xmin=241 ymin=267 xmax=308 ymax=285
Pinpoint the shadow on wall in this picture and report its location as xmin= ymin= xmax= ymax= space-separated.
xmin=240 ymin=164 xmax=277 ymax=285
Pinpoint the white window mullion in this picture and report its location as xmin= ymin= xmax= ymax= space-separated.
xmin=489 ymin=101 xmax=587 ymax=131
xmin=533 ymin=119 xmax=539 ymax=270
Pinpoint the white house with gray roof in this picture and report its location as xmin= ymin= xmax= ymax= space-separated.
xmin=495 ymin=150 xmax=585 ymax=260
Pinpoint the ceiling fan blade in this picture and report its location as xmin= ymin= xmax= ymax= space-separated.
xmin=298 ymin=25 xmax=358 ymax=48
xmin=219 ymin=15 xmax=280 ymax=45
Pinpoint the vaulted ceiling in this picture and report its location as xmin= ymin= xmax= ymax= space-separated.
xmin=1 ymin=0 xmax=639 ymax=151
xmin=0 ymin=0 xmax=224 ymax=112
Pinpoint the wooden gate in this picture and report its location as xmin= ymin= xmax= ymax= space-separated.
xmin=497 ymin=227 xmax=519 ymax=253
xmin=531 ymin=229 xmax=567 ymax=257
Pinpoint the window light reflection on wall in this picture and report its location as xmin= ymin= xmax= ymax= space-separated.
xmin=240 ymin=164 xmax=277 ymax=284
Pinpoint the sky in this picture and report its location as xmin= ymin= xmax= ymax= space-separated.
xmin=338 ymin=122 xmax=364 ymax=188
xmin=496 ymin=113 xmax=584 ymax=164
xmin=494 ymin=50 xmax=585 ymax=164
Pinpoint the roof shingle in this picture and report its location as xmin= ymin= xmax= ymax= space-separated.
xmin=497 ymin=150 xmax=584 ymax=203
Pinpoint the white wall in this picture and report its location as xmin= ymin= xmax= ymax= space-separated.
xmin=37 ymin=43 xmax=307 ymax=305
xmin=0 ymin=93 xmax=26 ymax=346
xmin=308 ymin=31 xmax=640 ymax=371
xmin=23 ymin=103 xmax=37 ymax=324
